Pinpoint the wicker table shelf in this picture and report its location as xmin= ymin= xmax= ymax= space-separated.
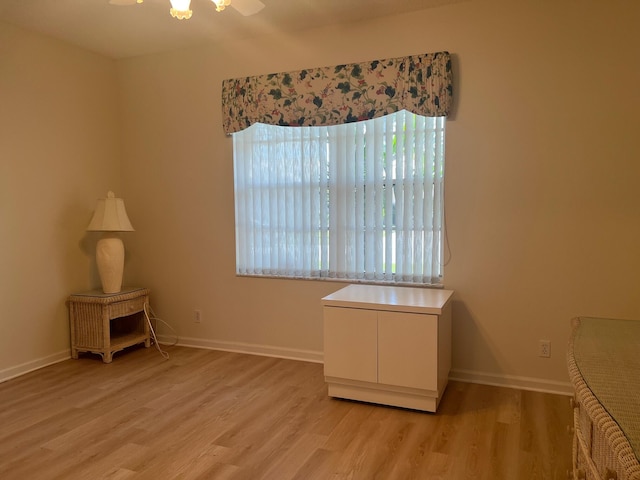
xmin=68 ymin=287 xmax=151 ymax=363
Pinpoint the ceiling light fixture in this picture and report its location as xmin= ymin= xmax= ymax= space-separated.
xmin=108 ymin=0 xmax=264 ymax=18
xmin=169 ymin=0 xmax=192 ymax=19
xmin=212 ymin=0 xmax=232 ymax=12
xmin=169 ymin=0 xmax=230 ymax=19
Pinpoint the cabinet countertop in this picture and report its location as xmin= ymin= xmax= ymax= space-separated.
xmin=322 ymin=284 xmax=454 ymax=314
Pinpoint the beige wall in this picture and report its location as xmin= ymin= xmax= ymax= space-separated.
xmin=119 ymin=0 xmax=640 ymax=392
xmin=0 ymin=23 xmax=121 ymax=376
xmin=2 ymin=0 xmax=639 ymax=392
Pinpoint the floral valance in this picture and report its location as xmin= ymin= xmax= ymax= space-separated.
xmin=221 ymin=51 xmax=452 ymax=134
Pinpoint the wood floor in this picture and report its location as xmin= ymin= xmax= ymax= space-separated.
xmin=0 ymin=345 xmax=573 ymax=480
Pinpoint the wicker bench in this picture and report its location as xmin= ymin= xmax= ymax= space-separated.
xmin=567 ymin=317 xmax=640 ymax=480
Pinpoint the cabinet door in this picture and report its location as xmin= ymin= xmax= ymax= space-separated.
xmin=323 ymin=306 xmax=377 ymax=383
xmin=378 ymin=311 xmax=438 ymax=390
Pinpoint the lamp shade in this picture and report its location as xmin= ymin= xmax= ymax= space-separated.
xmin=87 ymin=191 xmax=134 ymax=232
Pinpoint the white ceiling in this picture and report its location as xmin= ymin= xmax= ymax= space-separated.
xmin=1 ymin=0 xmax=466 ymax=59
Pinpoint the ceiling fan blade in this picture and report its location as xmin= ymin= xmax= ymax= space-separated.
xmin=231 ymin=0 xmax=265 ymax=16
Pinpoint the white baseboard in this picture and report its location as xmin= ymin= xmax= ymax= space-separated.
xmin=0 ymin=350 xmax=70 ymax=384
xmin=157 ymin=335 xmax=324 ymax=364
xmin=0 ymin=344 xmax=572 ymax=397
xmin=157 ymin=336 xmax=572 ymax=396
xmin=449 ymin=368 xmax=573 ymax=396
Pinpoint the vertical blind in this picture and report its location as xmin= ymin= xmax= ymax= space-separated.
xmin=233 ymin=110 xmax=445 ymax=285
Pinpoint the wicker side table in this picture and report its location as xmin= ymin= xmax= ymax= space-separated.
xmin=69 ymin=287 xmax=151 ymax=363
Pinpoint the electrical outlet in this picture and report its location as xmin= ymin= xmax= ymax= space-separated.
xmin=539 ymin=340 xmax=551 ymax=358
xmin=194 ymin=309 xmax=202 ymax=323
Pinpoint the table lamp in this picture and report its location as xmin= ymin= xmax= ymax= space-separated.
xmin=87 ymin=191 xmax=135 ymax=294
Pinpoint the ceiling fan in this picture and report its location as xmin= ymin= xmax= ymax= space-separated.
xmin=108 ymin=0 xmax=265 ymax=19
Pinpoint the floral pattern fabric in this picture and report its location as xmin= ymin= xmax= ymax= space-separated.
xmin=221 ymin=51 xmax=452 ymax=134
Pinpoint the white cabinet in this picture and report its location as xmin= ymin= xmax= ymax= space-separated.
xmin=322 ymin=284 xmax=454 ymax=412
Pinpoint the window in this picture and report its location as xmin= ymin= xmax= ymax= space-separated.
xmin=233 ymin=110 xmax=445 ymax=285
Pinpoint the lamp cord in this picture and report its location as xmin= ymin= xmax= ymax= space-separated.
xmin=143 ymin=302 xmax=178 ymax=360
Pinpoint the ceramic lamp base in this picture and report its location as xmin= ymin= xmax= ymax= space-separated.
xmin=96 ymin=234 xmax=125 ymax=294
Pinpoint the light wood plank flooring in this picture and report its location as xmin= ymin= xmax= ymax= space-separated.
xmin=0 ymin=345 xmax=573 ymax=479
